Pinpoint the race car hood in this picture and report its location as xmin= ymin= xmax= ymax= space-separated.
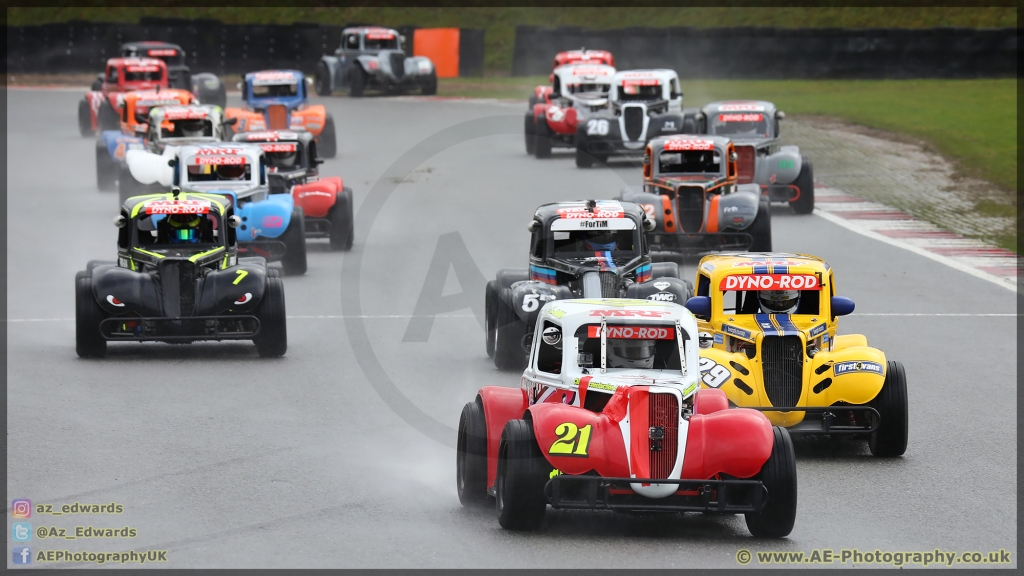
xmin=573 ymin=369 xmax=698 ymax=398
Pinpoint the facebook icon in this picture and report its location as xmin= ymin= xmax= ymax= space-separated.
xmin=12 ymin=546 xmax=32 ymax=565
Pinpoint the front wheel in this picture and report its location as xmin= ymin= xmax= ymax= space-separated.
xmin=523 ymin=113 xmax=536 ymax=155
xmin=318 ymin=113 xmax=337 ymax=159
xmin=328 ymin=188 xmax=354 ymax=251
xmin=789 ymin=156 xmax=815 ymax=214
xmin=280 ymin=208 xmax=308 ymax=276
xmin=78 ymin=98 xmax=94 ymax=137
xmin=533 ymin=116 xmax=552 ymax=159
xmin=747 ymin=198 xmax=773 ymax=252
xmin=422 ymin=73 xmax=438 ymax=95
xmin=253 ymin=276 xmax=288 ymax=357
xmin=496 ymin=419 xmax=548 ymax=530
xmin=457 ymin=398 xmax=491 ymax=508
xmin=744 ymin=426 xmax=797 ymax=538
xmin=95 ymin=144 xmax=116 ymax=192
xmin=493 ymin=288 xmax=527 ymax=371
xmin=314 ymin=62 xmax=332 ymax=96
xmin=869 ymin=361 xmax=909 ymax=457
xmin=75 ymin=276 xmax=107 ymax=358
xmin=97 ymin=100 xmax=119 ymax=132
xmin=348 ymin=65 xmax=366 ymax=97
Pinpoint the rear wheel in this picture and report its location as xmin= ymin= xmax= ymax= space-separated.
xmin=497 ymin=419 xmax=548 ymax=530
xmin=78 ymin=98 xmax=94 ymax=137
xmin=348 ymin=65 xmax=366 ymax=97
xmin=95 ymin=144 xmax=116 ymax=191
xmin=422 ymin=73 xmax=438 ymax=95
xmin=575 ymin=145 xmax=595 ymax=168
xmin=328 ymin=189 xmax=354 ymax=251
xmin=789 ymin=156 xmax=815 ymax=214
xmin=280 ymin=208 xmax=308 ymax=276
xmin=869 ymin=361 xmax=909 ymax=457
xmin=484 ymin=280 xmax=498 ymax=357
xmin=523 ymin=113 xmax=536 ymax=155
xmin=747 ymin=198 xmax=773 ymax=252
xmin=493 ymin=288 xmax=527 ymax=371
xmin=97 ymin=100 xmax=119 ymax=132
xmin=744 ymin=426 xmax=797 ymax=538
xmin=457 ymin=398 xmax=491 ymax=508
xmin=318 ymin=113 xmax=337 ymax=159
xmin=314 ymin=62 xmax=332 ymax=96
xmin=75 ymin=276 xmax=107 ymax=358
xmin=253 ymin=276 xmax=287 ymax=357
xmin=533 ymin=116 xmax=552 ymax=159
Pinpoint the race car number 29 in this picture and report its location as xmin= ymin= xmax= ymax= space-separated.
xmin=699 ymin=358 xmax=731 ymax=388
xmin=586 ymin=119 xmax=609 ymax=136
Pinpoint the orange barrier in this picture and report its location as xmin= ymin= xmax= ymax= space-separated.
xmin=413 ymin=28 xmax=460 ymax=78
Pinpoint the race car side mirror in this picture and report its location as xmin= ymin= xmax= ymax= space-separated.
xmin=643 ymin=217 xmax=656 ymax=232
xmin=312 ymin=157 xmax=325 ymax=166
xmin=831 ymin=296 xmax=855 ymax=316
xmin=227 ymin=215 xmax=242 ymax=229
xmin=223 ymin=117 xmax=238 ymax=126
xmin=305 ymin=77 xmax=313 ymax=86
xmin=527 ymin=220 xmax=540 ymax=233
xmin=776 ymin=111 xmax=786 ymax=121
xmin=730 ymin=152 xmax=738 ymax=162
xmin=684 ymin=296 xmax=711 ymax=319
xmin=114 ymin=215 xmax=127 ymax=228
xmin=671 ymin=91 xmax=682 ymax=100
xmin=642 ymin=154 xmax=651 ymax=165
xmin=236 ymin=82 xmax=243 ymax=90
xmin=167 ymin=158 xmax=177 ymax=167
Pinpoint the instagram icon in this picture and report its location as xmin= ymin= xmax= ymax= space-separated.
xmin=11 ymin=499 xmax=31 ymax=518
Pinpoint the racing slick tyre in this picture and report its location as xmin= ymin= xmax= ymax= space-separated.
xmin=533 ymin=116 xmax=553 ymax=159
xmin=789 ymin=156 xmax=815 ymax=215
xmin=748 ymin=198 xmax=773 ymax=252
xmin=523 ymin=113 xmax=536 ymax=155
xmin=253 ymin=276 xmax=288 ymax=357
xmin=319 ymin=114 xmax=338 ymax=159
xmin=78 ymin=98 xmax=94 ymax=137
xmin=95 ymin=143 xmax=117 ymax=192
xmin=869 ymin=361 xmax=909 ymax=457
xmin=493 ymin=288 xmax=527 ymax=371
xmin=484 ymin=280 xmax=499 ymax=357
xmin=457 ymin=398 xmax=491 ymax=508
xmin=496 ymin=419 xmax=548 ymax=530
xmin=75 ymin=276 xmax=107 ymax=358
xmin=328 ymin=188 xmax=354 ymax=251
xmin=575 ymin=145 xmax=596 ymax=168
xmin=422 ymin=73 xmax=438 ymax=96
xmin=118 ymin=165 xmax=140 ymax=204
xmin=744 ymin=426 xmax=797 ymax=538
xmin=348 ymin=65 xmax=367 ymax=97
xmin=314 ymin=62 xmax=332 ymax=96
xmin=280 ymin=208 xmax=308 ymax=276
xmin=97 ymin=100 xmax=120 ymax=132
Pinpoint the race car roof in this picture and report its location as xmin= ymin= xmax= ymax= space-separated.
xmin=342 ymin=26 xmax=399 ymax=37
xmin=539 ymin=298 xmax=695 ymax=330
xmin=697 ymin=252 xmax=831 ymax=281
xmin=107 ymin=57 xmax=166 ymax=69
xmin=152 ymin=105 xmax=214 ymax=120
xmin=232 ymin=130 xmax=314 ymax=144
xmin=246 ymin=70 xmax=303 ymax=84
xmin=124 ymin=89 xmax=193 ymax=106
xmin=533 ymin=200 xmax=645 ymax=227
xmin=554 ymin=63 xmax=617 ymax=82
xmin=613 ymin=69 xmax=678 ymax=83
xmin=702 ymin=100 xmax=778 ymax=115
xmin=554 ymin=49 xmax=614 ymax=66
xmin=649 ymin=134 xmax=733 ymax=152
xmin=177 ymin=143 xmax=264 ymax=163
xmin=124 ymin=191 xmax=233 ymax=216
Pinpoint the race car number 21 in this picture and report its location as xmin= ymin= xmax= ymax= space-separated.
xmin=549 ymin=422 xmax=592 ymax=457
xmin=699 ymin=358 xmax=731 ymax=388
xmin=586 ymin=119 xmax=609 ymax=136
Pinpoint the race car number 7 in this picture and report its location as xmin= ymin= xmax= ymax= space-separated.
xmin=586 ymin=119 xmax=609 ymax=136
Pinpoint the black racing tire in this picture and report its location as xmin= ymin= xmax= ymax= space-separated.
xmin=348 ymin=65 xmax=366 ymax=98
xmin=117 ymin=164 xmax=139 ymax=205
xmin=484 ymin=280 xmax=499 ymax=358
xmin=95 ymin=143 xmax=116 ymax=192
xmin=78 ymin=98 xmax=94 ymax=137
xmin=523 ymin=113 xmax=536 ymax=155
xmin=318 ymin=113 xmax=338 ymax=159
xmin=869 ymin=361 xmax=909 ymax=457
xmin=97 ymin=100 xmax=120 ymax=132
xmin=748 ymin=198 xmax=773 ymax=252
xmin=253 ymin=276 xmax=288 ymax=357
xmin=744 ymin=426 xmax=797 ymax=538
xmin=328 ymin=188 xmax=354 ymax=251
xmin=493 ymin=288 xmax=527 ymax=371
xmin=527 ymin=95 xmax=538 ymax=108
xmin=314 ymin=62 xmax=332 ymax=96
xmin=457 ymin=398 xmax=491 ymax=508
xmin=90 ymin=76 xmax=103 ymax=91
xmin=75 ymin=276 xmax=107 ymax=358
xmin=575 ymin=145 xmax=595 ymax=168
xmin=422 ymin=73 xmax=438 ymax=96
xmin=280 ymin=208 xmax=308 ymax=276
xmin=533 ymin=116 xmax=552 ymax=159
xmin=267 ymin=268 xmax=281 ymax=279
xmin=790 ymin=155 xmax=815 ymax=214
xmin=496 ymin=419 xmax=548 ymax=530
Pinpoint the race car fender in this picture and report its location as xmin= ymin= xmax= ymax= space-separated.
xmin=478 ymin=386 xmax=530 ymax=489
xmin=90 ymin=264 xmax=161 ymax=316
xmin=831 ymin=333 xmax=868 ymax=350
xmin=618 ymin=189 xmax=668 ymax=232
xmin=495 ymin=268 xmax=530 ymax=291
xmin=224 ymin=108 xmax=264 ymax=132
xmin=532 ymin=85 xmax=552 ymax=104
xmin=194 ymin=263 xmax=267 ymax=315
xmin=290 ymin=105 xmax=326 ymax=136
xmin=527 ymin=403 xmax=629 ymax=478
xmin=510 ymin=281 xmax=573 ymax=324
xmin=680 ymin=408 xmax=773 ymax=480
xmin=319 ymin=56 xmax=342 ymax=89
xmin=754 ymin=146 xmax=802 ymax=186
xmin=624 ymin=276 xmax=688 ymax=304
xmin=404 ymin=55 xmax=434 ymax=78
xmin=543 ymin=104 xmax=578 ymax=135
xmin=291 ymin=180 xmax=340 ymax=218
xmin=718 ymin=186 xmax=761 ymax=231
xmin=355 ymin=54 xmax=382 ymax=76
xmin=85 ymin=91 xmax=106 ymax=129
xmin=235 ymin=195 xmax=294 ymax=241
xmin=809 ymin=345 xmax=887 ymax=406
xmin=647 ymin=112 xmax=686 ymax=138
xmin=102 ymin=131 xmax=145 ymax=161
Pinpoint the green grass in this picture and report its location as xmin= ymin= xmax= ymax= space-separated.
xmin=7 ymin=7 xmax=1017 ymax=74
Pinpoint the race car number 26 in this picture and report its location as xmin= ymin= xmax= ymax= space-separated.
xmin=699 ymin=358 xmax=731 ymax=388
xmin=586 ymin=119 xmax=609 ymax=136
xmin=549 ymin=422 xmax=592 ymax=457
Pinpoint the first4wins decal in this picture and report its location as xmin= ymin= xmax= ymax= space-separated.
xmin=549 ymin=422 xmax=592 ymax=457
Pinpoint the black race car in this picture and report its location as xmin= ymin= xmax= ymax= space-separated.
xmin=75 ymin=190 xmax=287 ymax=358
xmin=485 ymin=199 xmax=692 ymax=370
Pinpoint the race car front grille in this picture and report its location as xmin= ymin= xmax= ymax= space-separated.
xmin=675 ymin=186 xmax=706 ymax=233
xmin=267 ymin=104 xmax=288 ymax=130
xmin=761 ymin=336 xmax=804 ymax=408
xmin=600 ymin=271 xmax=619 ymax=297
xmin=736 ymin=146 xmax=755 ymax=184
xmin=648 ymin=392 xmax=679 ymax=479
xmin=623 ymin=105 xmax=644 ymax=141
xmin=157 ymin=261 xmax=197 ymax=318
xmin=390 ymin=53 xmax=406 ymax=79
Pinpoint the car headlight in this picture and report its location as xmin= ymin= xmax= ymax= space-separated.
xmin=417 ymin=60 xmax=433 ymax=73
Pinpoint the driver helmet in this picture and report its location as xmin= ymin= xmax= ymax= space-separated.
xmin=166 ymin=214 xmax=202 ymax=243
xmin=215 ymin=163 xmax=246 ymax=180
xmin=607 ymin=339 xmax=656 ymax=369
xmin=758 ymin=289 xmax=800 ymax=314
xmin=584 ymin=230 xmax=617 ymax=251
xmin=177 ymin=119 xmax=208 ymax=138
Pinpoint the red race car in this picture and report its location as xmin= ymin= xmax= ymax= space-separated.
xmin=526 ymin=62 xmax=617 ymax=159
xmin=457 ymin=299 xmax=797 ymax=538
xmin=528 ymin=49 xmax=616 ymax=108
xmin=78 ymin=57 xmax=168 ymax=137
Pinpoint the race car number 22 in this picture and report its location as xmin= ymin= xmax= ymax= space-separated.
xmin=549 ymin=423 xmax=592 ymax=457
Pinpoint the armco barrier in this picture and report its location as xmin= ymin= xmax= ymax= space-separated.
xmin=511 ymin=25 xmax=1017 ymax=78
xmin=6 ymin=19 xmax=484 ymax=77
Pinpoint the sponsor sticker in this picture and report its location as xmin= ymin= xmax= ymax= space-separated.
xmin=260 ymin=143 xmax=297 ymax=153
xmin=646 ymin=292 xmax=676 ymax=302
xmin=663 ymin=138 xmax=715 ymax=151
xmin=720 ymin=274 xmax=821 ymax=291
xmin=587 ymin=325 xmax=674 ymax=340
xmin=556 ymin=204 xmax=624 ymax=219
xmin=162 ymin=108 xmax=209 ymax=120
xmin=195 ymin=147 xmax=244 ymax=155
xmin=365 ymin=28 xmax=396 ymax=39
xmin=147 ymin=49 xmax=177 ymax=57
xmin=126 ymin=65 xmax=161 ymax=72
xmin=720 ymin=113 xmax=763 ymax=122
xmin=194 ymin=156 xmax=246 ymax=165
xmin=834 ymin=361 xmax=883 ymax=376
xmin=253 ymin=71 xmax=298 ymax=84
xmin=719 ymin=103 xmax=765 ymax=111
xmin=622 ymin=78 xmax=660 ymax=86
xmin=550 ymin=218 xmax=635 ymax=231
xmin=570 ymin=66 xmax=614 ymax=76
xmin=809 ymin=323 xmax=827 ymax=337
xmin=588 ymin=309 xmax=672 ymax=318
xmin=722 ymin=323 xmax=753 ymax=340
xmin=144 ymin=199 xmax=211 ymax=215
xmin=714 ymin=333 xmax=724 ymax=344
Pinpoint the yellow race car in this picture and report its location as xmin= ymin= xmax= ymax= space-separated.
xmin=684 ymin=253 xmax=908 ymax=456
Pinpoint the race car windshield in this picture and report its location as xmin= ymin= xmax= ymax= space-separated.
xmin=618 ymin=84 xmax=661 ymax=101
xmin=364 ymin=37 xmax=398 ymax=50
xmin=135 ymin=212 xmax=221 ymax=249
xmin=658 ymin=150 xmax=721 ymax=174
xmin=567 ymin=83 xmax=610 ymax=95
xmin=252 ymin=83 xmax=298 ymax=97
xmin=124 ymin=70 xmax=163 ymax=82
xmin=549 ymin=229 xmax=639 ymax=261
xmin=574 ymin=324 xmax=684 ymax=372
xmin=161 ymin=120 xmax=214 ymax=139
xmin=265 ymin=149 xmax=300 ymax=169
xmin=708 ymin=114 xmax=772 ymax=138
xmin=187 ymin=163 xmax=252 ymax=182
xmin=720 ymin=288 xmax=821 ymax=316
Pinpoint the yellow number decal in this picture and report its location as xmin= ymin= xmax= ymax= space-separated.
xmin=233 ymin=269 xmax=248 ymax=285
xmin=548 ymin=423 xmax=592 ymax=457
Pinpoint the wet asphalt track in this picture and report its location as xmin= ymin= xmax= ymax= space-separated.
xmin=6 ymin=89 xmax=1017 ymax=568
